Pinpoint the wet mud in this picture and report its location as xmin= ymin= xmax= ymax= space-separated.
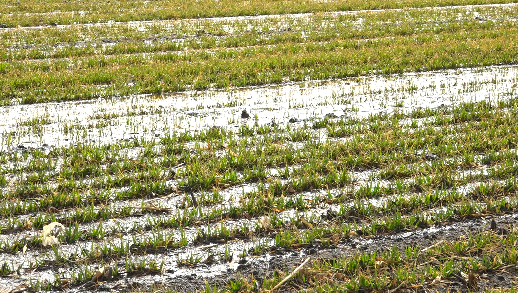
xmin=90 ymin=214 xmax=518 ymax=292
xmin=1 ymin=64 xmax=516 ymax=152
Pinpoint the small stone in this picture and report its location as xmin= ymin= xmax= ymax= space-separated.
xmin=42 ymin=222 xmax=65 ymax=246
xmin=259 ymin=216 xmax=271 ymax=229
xmin=490 ymin=219 xmax=497 ymax=231
xmin=288 ymin=117 xmax=298 ymax=123
xmin=241 ymin=109 xmax=250 ymax=119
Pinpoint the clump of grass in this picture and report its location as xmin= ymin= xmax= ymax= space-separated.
xmin=255 ymin=229 xmax=518 ymax=292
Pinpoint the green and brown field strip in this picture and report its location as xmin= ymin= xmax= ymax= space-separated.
xmin=1 ymin=3 xmax=518 ymax=104
xmin=1 ymin=0 xmax=518 ymax=27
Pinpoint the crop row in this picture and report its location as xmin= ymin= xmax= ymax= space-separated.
xmin=1 ymin=99 xmax=516 ymax=217
xmin=1 ymin=7 xmax=518 ymax=104
xmin=252 ymin=227 xmax=518 ymax=292
xmin=2 ymin=5 xmax=516 ymax=61
xmin=1 ymin=0 xmax=517 ymax=27
xmin=9 ymin=182 xmax=518 ymax=290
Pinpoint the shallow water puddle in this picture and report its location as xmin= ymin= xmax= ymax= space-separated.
xmin=0 ymin=64 xmax=516 ymax=151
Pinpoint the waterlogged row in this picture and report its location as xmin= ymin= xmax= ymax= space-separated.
xmin=0 ymin=148 xmax=516 ymax=258
xmin=1 ymin=131 xmax=517 ymax=228
xmin=1 ymin=97 xmax=517 ymax=199
xmin=0 ymin=0 xmax=517 ymax=27
xmin=5 ymin=182 xmax=518 ymax=291
xmin=2 ymin=64 xmax=516 ymax=152
xmin=1 ymin=100 xmax=517 ymax=223
xmin=2 ymin=5 xmax=517 ymax=61
xmin=1 ymin=166 xmax=516 ymax=254
xmin=0 ymin=143 xmax=513 ymax=244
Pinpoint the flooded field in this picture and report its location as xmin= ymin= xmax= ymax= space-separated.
xmin=1 ymin=0 xmax=518 ymax=292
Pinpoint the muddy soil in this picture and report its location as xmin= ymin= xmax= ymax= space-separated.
xmin=88 ymin=214 xmax=518 ymax=292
